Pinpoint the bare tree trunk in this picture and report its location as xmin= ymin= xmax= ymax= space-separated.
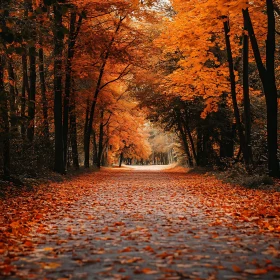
xmin=242 ymin=19 xmax=253 ymax=168
xmin=265 ymin=0 xmax=278 ymax=176
xmin=21 ymin=2 xmax=30 ymax=138
xmin=119 ymin=152 xmax=124 ymax=167
xmin=0 ymin=56 xmax=10 ymax=179
xmin=8 ymin=61 xmax=17 ymax=132
xmin=84 ymin=97 xmax=90 ymax=167
xmin=223 ymin=18 xmax=250 ymax=169
xmin=181 ymin=114 xmax=197 ymax=163
xmin=243 ymin=5 xmax=279 ymax=176
xmin=27 ymin=40 xmax=36 ymax=141
xmin=21 ymin=51 xmax=29 ymax=138
xmin=53 ymin=2 xmax=65 ymax=174
xmin=38 ymin=35 xmax=49 ymax=140
xmin=175 ymin=109 xmax=193 ymax=167
xmin=92 ymin=130 xmax=98 ymax=166
xmin=69 ymin=90 xmax=79 ymax=169
xmin=97 ymin=110 xmax=104 ymax=168
xmin=196 ymin=127 xmax=204 ymax=166
xmin=63 ymin=12 xmax=83 ymax=168
xmin=84 ymin=60 xmax=107 ymax=168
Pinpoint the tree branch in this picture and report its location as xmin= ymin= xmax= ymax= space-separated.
xmin=99 ymin=64 xmax=131 ymax=91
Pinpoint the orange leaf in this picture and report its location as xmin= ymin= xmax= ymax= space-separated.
xmin=244 ymin=268 xmax=268 ymax=275
xmin=119 ymin=247 xmax=132 ymax=253
xmin=143 ymin=246 xmax=155 ymax=253
xmin=143 ymin=268 xmax=158 ymax=274
xmin=232 ymin=265 xmax=242 ymax=272
xmin=24 ymin=240 xmax=33 ymax=247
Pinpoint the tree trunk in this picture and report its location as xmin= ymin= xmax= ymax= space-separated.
xmin=8 ymin=61 xmax=17 ymax=132
xmin=69 ymin=88 xmax=79 ymax=170
xmin=21 ymin=1 xmax=29 ymax=138
xmin=26 ymin=0 xmax=36 ymax=142
xmin=196 ymin=126 xmax=204 ymax=166
xmin=220 ymin=123 xmax=235 ymax=158
xmin=27 ymin=47 xmax=36 ymax=142
xmin=119 ymin=152 xmax=124 ymax=167
xmin=97 ymin=110 xmax=104 ymax=168
xmin=84 ymin=60 xmax=107 ymax=168
xmin=53 ymin=2 xmax=65 ymax=174
xmin=265 ymin=0 xmax=278 ymax=176
xmin=175 ymin=110 xmax=193 ymax=166
xmin=21 ymin=52 xmax=29 ymax=138
xmin=242 ymin=21 xmax=253 ymax=169
xmin=63 ymin=12 xmax=75 ymax=168
xmin=0 ymin=56 xmax=10 ymax=179
xmin=63 ymin=12 xmax=83 ymax=168
xmin=181 ymin=114 xmax=197 ymax=163
xmin=92 ymin=130 xmax=98 ymax=166
xmin=38 ymin=37 xmax=49 ymax=140
xmin=243 ymin=5 xmax=279 ymax=176
xmin=84 ymin=97 xmax=90 ymax=167
xmin=223 ymin=19 xmax=250 ymax=168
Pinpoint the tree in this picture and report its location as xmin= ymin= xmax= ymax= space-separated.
xmin=53 ymin=0 xmax=66 ymax=174
xmin=242 ymin=3 xmax=279 ymax=176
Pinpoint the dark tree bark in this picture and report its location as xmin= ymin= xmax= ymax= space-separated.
xmin=92 ymin=130 xmax=98 ymax=166
xmin=53 ymin=2 xmax=65 ymax=174
xmin=69 ymin=94 xmax=79 ymax=169
xmin=220 ymin=123 xmax=235 ymax=158
xmin=219 ymin=93 xmax=234 ymax=159
xmin=38 ymin=34 xmax=49 ymax=140
xmin=223 ymin=18 xmax=250 ymax=169
xmin=0 ymin=56 xmax=10 ymax=179
xmin=265 ymin=0 xmax=278 ymax=176
xmin=119 ymin=152 xmax=124 ymax=167
xmin=21 ymin=51 xmax=29 ymax=138
xmin=175 ymin=109 xmax=193 ymax=167
xmin=97 ymin=110 xmax=104 ymax=168
xmin=24 ymin=0 xmax=36 ymax=142
xmin=83 ymin=97 xmax=90 ymax=167
xmin=20 ymin=2 xmax=30 ymax=138
xmin=196 ymin=127 xmax=203 ymax=166
xmin=84 ymin=57 xmax=108 ymax=168
xmin=27 ymin=51 xmax=36 ymax=142
xmin=63 ymin=12 xmax=83 ymax=168
xmin=27 ymin=41 xmax=36 ymax=141
xmin=185 ymin=126 xmax=196 ymax=162
xmin=181 ymin=111 xmax=197 ymax=163
xmin=101 ymin=144 xmax=108 ymax=166
xmin=0 ymin=5 xmax=11 ymax=179
xmin=27 ymin=52 xmax=36 ymax=142
xmin=242 ymin=19 xmax=253 ymax=168
xmin=243 ymin=5 xmax=279 ymax=176
xmin=7 ymin=61 xmax=18 ymax=132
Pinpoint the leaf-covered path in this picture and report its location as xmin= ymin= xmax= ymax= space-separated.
xmin=1 ymin=166 xmax=280 ymax=279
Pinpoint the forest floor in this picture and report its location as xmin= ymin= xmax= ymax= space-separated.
xmin=1 ymin=165 xmax=280 ymax=279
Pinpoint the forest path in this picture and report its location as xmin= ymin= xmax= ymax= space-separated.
xmin=1 ymin=166 xmax=280 ymax=279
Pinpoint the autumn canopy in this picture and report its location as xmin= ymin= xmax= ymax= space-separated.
xmin=0 ymin=0 xmax=280 ymax=177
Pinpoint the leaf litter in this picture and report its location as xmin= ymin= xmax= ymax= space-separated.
xmin=0 ymin=166 xmax=280 ymax=279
